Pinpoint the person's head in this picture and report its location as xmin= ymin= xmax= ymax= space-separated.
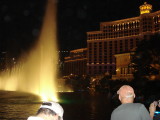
xmin=117 ymin=85 xmax=135 ymax=104
xmin=36 ymin=101 xmax=64 ymax=120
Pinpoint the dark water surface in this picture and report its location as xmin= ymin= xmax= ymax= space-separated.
xmin=0 ymin=91 xmax=114 ymax=120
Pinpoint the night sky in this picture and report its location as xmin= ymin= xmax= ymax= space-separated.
xmin=0 ymin=0 xmax=160 ymax=58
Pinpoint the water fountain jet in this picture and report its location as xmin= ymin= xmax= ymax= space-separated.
xmin=0 ymin=0 xmax=59 ymax=102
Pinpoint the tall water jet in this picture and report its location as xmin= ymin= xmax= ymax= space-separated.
xmin=0 ymin=0 xmax=59 ymax=101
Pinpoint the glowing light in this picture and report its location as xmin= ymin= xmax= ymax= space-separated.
xmin=41 ymin=94 xmax=58 ymax=102
xmin=140 ymin=10 xmax=150 ymax=14
xmin=116 ymin=68 xmax=120 ymax=72
xmin=67 ymin=90 xmax=74 ymax=92
xmin=140 ymin=2 xmax=152 ymax=15
xmin=41 ymin=95 xmax=48 ymax=102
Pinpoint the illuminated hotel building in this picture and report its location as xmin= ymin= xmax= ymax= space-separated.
xmin=112 ymin=52 xmax=135 ymax=80
xmin=87 ymin=2 xmax=160 ymax=76
xmin=64 ymin=48 xmax=87 ymax=75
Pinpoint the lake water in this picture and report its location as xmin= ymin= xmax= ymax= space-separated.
xmin=0 ymin=91 xmax=114 ymax=120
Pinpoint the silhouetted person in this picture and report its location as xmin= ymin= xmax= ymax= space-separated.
xmin=27 ymin=101 xmax=64 ymax=120
xmin=111 ymin=85 xmax=152 ymax=120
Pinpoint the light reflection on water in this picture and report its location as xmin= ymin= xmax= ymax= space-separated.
xmin=0 ymin=91 xmax=113 ymax=120
xmin=0 ymin=91 xmax=41 ymax=120
xmin=0 ymin=103 xmax=40 ymax=120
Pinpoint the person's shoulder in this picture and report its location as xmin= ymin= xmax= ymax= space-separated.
xmin=134 ymin=103 xmax=146 ymax=107
xmin=112 ymin=103 xmax=145 ymax=112
xmin=132 ymin=103 xmax=146 ymax=108
xmin=133 ymin=103 xmax=144 ymax=106
xmin=111 ymin=104 xmax=124 ymax=113
xmin=117 ymin=103 xmax=146 ymax=110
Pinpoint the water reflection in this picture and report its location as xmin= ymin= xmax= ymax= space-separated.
xmin=0 ymin=91 xmax=113 ymax=120
xmin=0 ymin=103 xmax=40 ymax=120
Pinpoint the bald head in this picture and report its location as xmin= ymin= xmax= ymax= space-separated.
xmin=117 ymin=85 xmax=135 ymax=103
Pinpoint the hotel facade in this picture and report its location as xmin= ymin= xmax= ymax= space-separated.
xmin=64 ymin=48 xmax=87 ymax=76
xmin=64 ymin=2 xmax=160 ymax=78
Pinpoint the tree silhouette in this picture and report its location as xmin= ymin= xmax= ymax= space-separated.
xmin=131 ymin=33 xmax=160 ymax=82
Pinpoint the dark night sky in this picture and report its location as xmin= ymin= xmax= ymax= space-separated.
xmin=0 ymin=0 xmax=160 ymax=58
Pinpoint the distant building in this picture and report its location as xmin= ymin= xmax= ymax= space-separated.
xmin=112 ymin=52 xmax=134 ymax=81
xmin=87 ymin=2 xmax=160 ymax=76
xmin=64 ymin=2 xmax=160 ymax=78
xmin=59 ymin=50 xmax=70 ymax=61
xmin=58 ymin=50 xmax=70 ymax=75
xmin=64 ymin=48 xmax=87 ymax=76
